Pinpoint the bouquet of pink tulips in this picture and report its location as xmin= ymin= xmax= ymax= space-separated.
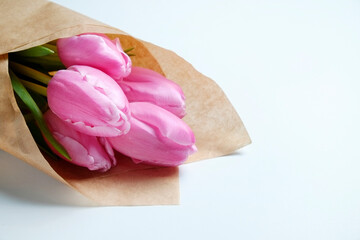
xmin=0 ymin=0 xmax=250 ymax=205
xmin=9 ymin=33 xmax=197 ymax=172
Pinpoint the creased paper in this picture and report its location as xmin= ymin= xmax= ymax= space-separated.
xmin=0 ymin=0 xmax=251 ymax=205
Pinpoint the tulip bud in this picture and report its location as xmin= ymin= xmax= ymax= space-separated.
xmin=118 ymin=67 xmax=186 ymax=118
xmin=47 ymin=65 xmax=130 ymax=137
xmin=108 ymin=102 xmax=197 ymax=166
xmin=44 ymin=110 xmax=115 ymax=172
xmin=57 ymin=33 xmax=131 ymax=80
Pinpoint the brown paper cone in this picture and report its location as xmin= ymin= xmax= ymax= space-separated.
xmin=0 ymin=0 xmax=251 ymax=205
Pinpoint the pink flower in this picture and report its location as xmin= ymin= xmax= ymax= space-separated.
xmin=44 ymin=110 xmax=115 ymax=172
xmin=108 ymin=102 xmax=197 ymax=166
xmin=57 ymin=33 xmax=131 ymax=80
xmin=47 ymin=65 xmax=130 ymax=137
xmin=118 ymin=67 xmax=186 ymax=118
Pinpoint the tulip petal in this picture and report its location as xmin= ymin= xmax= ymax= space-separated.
xmin=118 ymin=67 xmax=186 ymax=118
xmin=99 ymin=137 xmax=116 ymax=166
xmin=44 ymin=110 xmax=114 ymax=171
xmin=57 ymin=34 xmax=131 ymax=79
xmin=131 ymin=102 xmax=194 ymax=147
xmin=47 ymin=65 xmax=130 ymax=137
xmin=109 ymin=102 xmax=196 ymax=166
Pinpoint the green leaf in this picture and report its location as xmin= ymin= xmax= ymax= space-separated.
xmin=13 ymin=46 xmax=54 ymax=57
xmin=9 ymin=70 xmax=71 ymax=161
xmin=42 ymin=44 xmax=57 ymax=53
xmin=16 ymin=91 xmax=48 ymax=121
xmin=27 ymin=120 xmax=59 ymax=161
xmin=29 ymin=91 xmax=48 ymax=112
xmin=11 ymin=55 xmax=65 ymax=71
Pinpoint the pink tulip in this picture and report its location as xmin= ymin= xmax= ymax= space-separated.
xmin=108 ymin=102 xmax=197 ymax=166
xmin=47 ymin=65 xmax=130 ymax=137
xmin=44 ymin=110 xmax=115 ymax=172
xmin=57 ymin=33 xmax=131 ymax=80
xmin=118 ymin=67 xmax=186 ymax=118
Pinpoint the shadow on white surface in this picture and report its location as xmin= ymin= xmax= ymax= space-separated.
xmin=223 ymin=150 xmax=246 ymax=157
xmin=0 ymin=150 xmax=94 ymax=207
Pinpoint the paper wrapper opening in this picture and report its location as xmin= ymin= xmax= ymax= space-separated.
xmin=0 ymin=0 xmax=251 ymax=206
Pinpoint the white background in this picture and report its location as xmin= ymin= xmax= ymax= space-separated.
xmin=1 ymin=0 xmax=360 ymax=239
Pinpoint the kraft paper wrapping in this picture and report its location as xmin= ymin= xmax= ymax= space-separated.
xmin=0 ymin=0 xmax=251 ymax=206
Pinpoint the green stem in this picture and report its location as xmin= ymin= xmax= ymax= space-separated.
xmin=37 ymin=144 xmax=59 ymax=160
xmin=10 ymin=62 xmax=51 ymax=85
xmin=20 ymin=79 xmax=47 ymax=97
xmin=9 ymin=70 xmax=70 ymax=161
